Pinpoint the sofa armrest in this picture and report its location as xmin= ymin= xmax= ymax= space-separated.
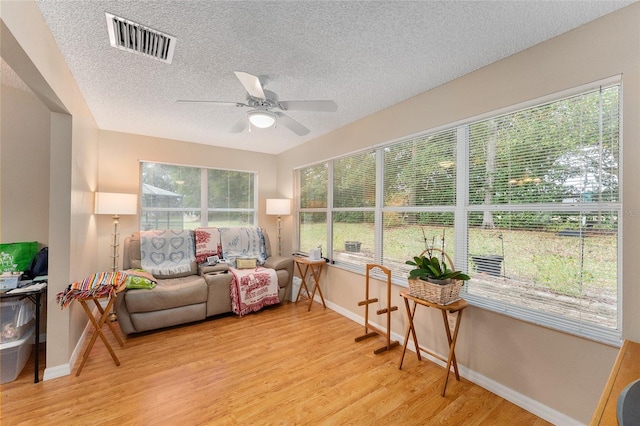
xmin=265 ymin=256 xmax=294 ymax=301
xmin=264 ymin=255 xmax=293 ymax=271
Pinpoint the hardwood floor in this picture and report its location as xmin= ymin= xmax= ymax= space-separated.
xmin=1 ymin=301 xmax=550 ymax=425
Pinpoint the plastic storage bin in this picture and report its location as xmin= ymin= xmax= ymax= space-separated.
xmin=0 ymin=273 xmax=20 ymax=290
xmin=290 ymin=276 xmax=301 ymax=301
xmin=1 ymin=299 xmax=35 ymax=343
xmin=0 ymin=324 xmax=34 ymax=384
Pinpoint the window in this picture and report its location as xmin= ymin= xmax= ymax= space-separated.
xmin=466 ymin=85 xmax=620 ymax=341
xmin=383 ymin=130 xmax=457 ymax=279
xmin=207 ymin=168 xmax=255 ymax=225
xmin=296 ymin=80 xmax=621 ymax=343
xmin=140 ymin=162 xmax=257 ymax=230
xmin=333 ymin=151 xmax=376 ymax=268
xmin=298 ymin=163 xmax=328 ymax=253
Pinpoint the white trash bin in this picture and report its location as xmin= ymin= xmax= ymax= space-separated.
xmin=290 ymin=276 xmax=302 ymax=302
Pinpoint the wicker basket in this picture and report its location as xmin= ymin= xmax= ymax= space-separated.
xmin=408 ymin=278 xmax=462 ymax=305
xmin=407 ymin=248 xmax=463 ymax=305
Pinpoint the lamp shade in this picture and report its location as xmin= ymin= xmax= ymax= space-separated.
xmin=266 ymin=199 xmax=291 ymax=216
xmin=95 ymin=192 xmax=138 ymax=215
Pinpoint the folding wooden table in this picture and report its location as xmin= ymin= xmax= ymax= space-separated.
xmin=398 ymin=289 xmax=468 ymax=396
xmin=293 ymin=257 xmax=326 ymax=311
xmin=75 ymin=290 xmax=124 ymax=376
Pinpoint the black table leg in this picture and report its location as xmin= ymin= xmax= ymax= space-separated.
xmin=2 ymin=286 xmax=46 ymax=384
xmin=34 ymin=292 xmax=40 ymax=383
xmin=26 ymin=292 xmax=42 ymax=383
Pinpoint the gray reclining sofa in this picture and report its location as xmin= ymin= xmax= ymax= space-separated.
xmin=115 ymin=228 xmax=293 ymax=335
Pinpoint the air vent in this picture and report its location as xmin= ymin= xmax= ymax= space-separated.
xmin=105 ymin=12 xmax=176 ymax=64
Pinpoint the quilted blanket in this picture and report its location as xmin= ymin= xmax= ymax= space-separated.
xmin=140 ymin=230 xmax=195 ymax=276
xmin=229 ymin=267 xmax=279 ymax=317
xmin=194 ymin=227 xmax=222 ymax=264
xmin=220 ymin=227 xmax=267 ymax=265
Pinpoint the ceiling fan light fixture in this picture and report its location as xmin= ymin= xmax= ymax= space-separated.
xmin=247 ymin=110 xmax=276 ymax=128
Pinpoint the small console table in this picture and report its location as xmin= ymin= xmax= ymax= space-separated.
xmin=398 ymin=289 xmax=468 ymax=397
xmin=293 ymin=257 xmax=326 ymax=311
xmin=1 ymin=283 xmax=47 ymax=383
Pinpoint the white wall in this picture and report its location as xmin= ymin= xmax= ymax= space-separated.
xmin=1 ymin=1 xmax=101 ymax=375
xmin=0 ymin=84 xmax=50 ymax=244
xmin=276 ymin=4 xmax=640 ymax=423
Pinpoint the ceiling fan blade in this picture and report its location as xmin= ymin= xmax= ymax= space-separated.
xmin=278 ymin=100 xmax=338 ymax=112
xmin=234 ymin=71 xmax=266 ymax=100
xmin=275 ymin=112 xmax=310 ymax=136
xmin=176 ymin=100 xmax=247 ymax=107
xmin=230 ymin=117 xmax=248 ymax=133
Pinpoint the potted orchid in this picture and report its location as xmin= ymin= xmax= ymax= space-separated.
xmin=406 ymin=253 xmax=470 ymax=285
xmin=406 ymin=229 xmax=470 ymax=285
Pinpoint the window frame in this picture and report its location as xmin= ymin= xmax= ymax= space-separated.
xmin=296 ymin=76 xmax=622 ymax=345
xmin=139 ymin=161 xmax=258 ymax=230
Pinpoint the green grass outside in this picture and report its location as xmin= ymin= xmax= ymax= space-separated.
xmin=300 ymin=222 xmax=617 ymax=297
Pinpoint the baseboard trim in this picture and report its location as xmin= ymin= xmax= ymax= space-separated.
xmin=42 ymin=305 xmax=93 ymax=381
xmin=42 ymin=363 xmax=71 ymax=381
xmin=325 ymin=299 xmax=583 ymax=426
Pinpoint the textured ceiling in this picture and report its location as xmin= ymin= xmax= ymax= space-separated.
xmin=34 ymin=1 xmax=634 ymax=154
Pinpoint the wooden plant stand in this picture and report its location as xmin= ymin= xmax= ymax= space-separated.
xmin=355 ymin=264 xmax=399 ymax=354
xmin=398 ymin=290 xmax=468 ymax=396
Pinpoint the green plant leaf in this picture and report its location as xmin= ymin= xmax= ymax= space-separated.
xmin=408 ymin=269 xmax=427 ymax=279
xmin=448 ymin=271 xmax=471 ymax=281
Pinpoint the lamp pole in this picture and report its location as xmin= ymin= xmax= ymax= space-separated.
xmin=266 ymin=199 xmax=291 ymax=258
xmin=110 ymin=214 xmax=121 ymax=272
xmin=276 ymin=215 xmax=283 ymax=257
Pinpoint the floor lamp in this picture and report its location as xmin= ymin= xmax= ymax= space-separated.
xmin=266 ymin=199 xmax=291 ymax=257
xmin=95 ymin=192 xmax=138 ymax=272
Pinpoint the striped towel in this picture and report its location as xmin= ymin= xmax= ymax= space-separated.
xmin=55 ymin=271 xmax=127 ymax=308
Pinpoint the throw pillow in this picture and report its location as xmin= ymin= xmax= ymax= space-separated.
xmin=236 ymin=258 xmax=257 ymax=269
xmin=124 ymin=269 xmax=157 ymax=289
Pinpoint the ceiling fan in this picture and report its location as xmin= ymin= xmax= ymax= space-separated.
xmin=176 ymin=72 xmax=338 ymax=136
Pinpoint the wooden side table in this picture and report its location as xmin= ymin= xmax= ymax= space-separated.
xmin=293 ymin=257 xmax=326 ymax=311
xmin=75 ymin=292 xmax=124 ymax=376
xmin=398 ymin=289 xmax=468 ymax=396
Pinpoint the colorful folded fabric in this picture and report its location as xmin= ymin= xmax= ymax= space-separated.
xmin=56 ymin=271 xmax=128 ymax=308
